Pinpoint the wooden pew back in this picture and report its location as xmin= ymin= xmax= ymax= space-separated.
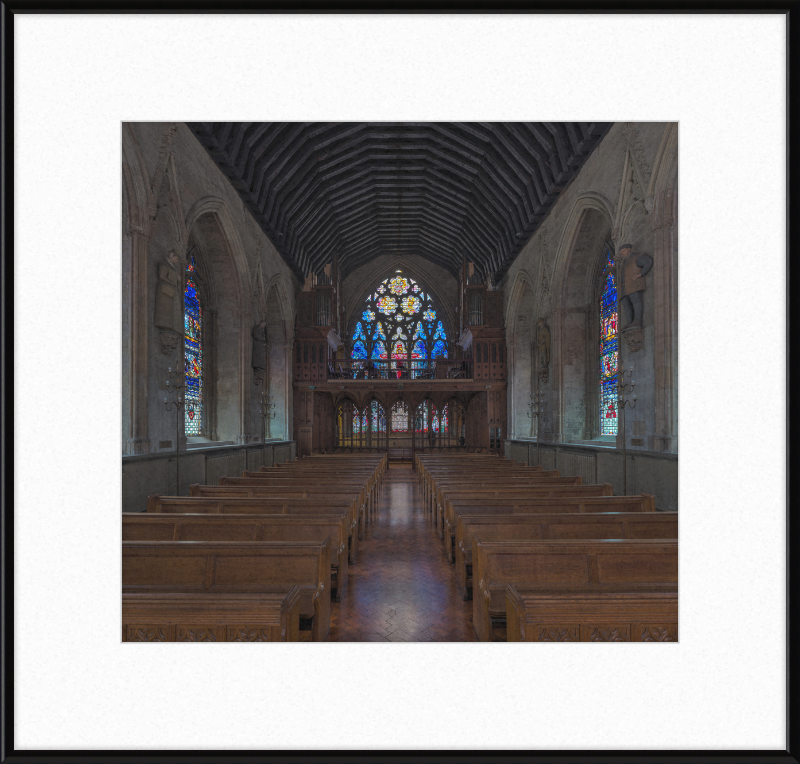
xmin=472 ymin=538 xmax=678 ymax=641
xmin=123 ymin=540 xmax=332 ymax=641
xmin=454 ymin=511 xmax=677 ymax=598
xmin=123 ymin=589 xmax=302 ymax=643
xmin=505 ymin=583 xmax=678 ymax=642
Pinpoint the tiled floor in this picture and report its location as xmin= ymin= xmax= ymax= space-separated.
xmin=327 ymin=464 xmax=478 ymax=642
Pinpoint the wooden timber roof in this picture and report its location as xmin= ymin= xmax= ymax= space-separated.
xmin=188 ymin=122 xmax=612 ymax=280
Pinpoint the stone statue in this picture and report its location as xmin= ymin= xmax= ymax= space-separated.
xmin=617 ymin=244 xmax=654 ymax=327
xmin=251 ymin=321 xmax=267 ymax=371
xmin=536 ymin=318 xmax=551 ymax=381
xmin=154 ymin=258 xmax=182 ymax=354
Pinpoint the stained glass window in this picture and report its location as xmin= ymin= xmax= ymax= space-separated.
xmin=391 ymin=401 xmax=409 ymax=432
xmin=432 ymin=339 xmax=448 ymax=358
xmin=351 ymin=273 xmax=447 ymax=366
xmin=370 ymin=400 xmax=386 ymax=432
xmin=599 ymin=251 xmax=619 ymax=435
xmin=184 ymin=255 xmax=203 ymax=435
xmin=377 ymin=296 xmax=397 ymax=315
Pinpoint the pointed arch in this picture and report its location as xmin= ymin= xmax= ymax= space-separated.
xmin=344 ymin=256 xmax=457 ymax=343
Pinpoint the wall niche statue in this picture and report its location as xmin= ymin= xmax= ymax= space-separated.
xmin=536 ymin=318 xmax=551 ymax=383
xmin=154 ymin=253 xmax=183 ymax=354
xmin=617 ymin=243 xmax=653 ymax=353
xmin=252 ymin=320 xmax=267 ymax=385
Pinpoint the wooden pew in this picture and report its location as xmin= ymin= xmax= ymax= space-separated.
xmin=429 ymin=472 xmax=565 ymax=523
xmin=123 ymin=540 xmax=332 ymax=641
xmin=259 ymin=456 xmax=385 ymax=515
xmin=505 ymin=583 xmax=678 ymax=642
xmin=415 ymin=454 xmax=525 ymax=510
xmin=454 ymin=511 xmax=678 ymax=599
xmin=124 ymin=513 xmax=351 ymax=601
xmin=432 ymin=475 xmax=587 ymax=534
xmin=418 ymin=461 xmax=542 ymax=515
xmin=223 ymin=475 xmax=369 ymax=516
xmin=246 ymin=468 xmax=380 ymax=521
xmin=122 ymin=588 xmax=302 ymax=642
xmin=472 ymin=538 xmax=678 ymax=641
xmin=440 ymin=486 xmax=625 ymax=560
xmin=188 ymin=485 xmax=368 ymax=545
xmin=148 ymin=494 xmax=360 ymax=565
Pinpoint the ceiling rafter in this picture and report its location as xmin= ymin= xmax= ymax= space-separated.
xmin=188 ymin=122 xmax=611 ymax=280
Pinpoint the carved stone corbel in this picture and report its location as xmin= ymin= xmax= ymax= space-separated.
xmin=622 ymin=325 xmax=644 ymax=353
xmin=159 ymin=330 xmax=180 ymax=355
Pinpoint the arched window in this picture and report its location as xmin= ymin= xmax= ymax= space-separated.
xmin=184 ymin=254 xmax=203 ymax=435
xmin=351 ymin=273 xmax=448 ymax=377
xmin=390 ymin=401 xmax=409 ymax=433
xmin=599 ymin=251 xmax=618 ymax=435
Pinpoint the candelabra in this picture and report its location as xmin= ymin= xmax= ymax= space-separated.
xmin=164 ymin=366 xmax=185 ymax=495
xmin=260 ymin=391 xmax=276 ymax=439
xmin=617 ymin=364 xmax=637 ymax=495
xmin=527 ymin=390 xmax=545 ymax=466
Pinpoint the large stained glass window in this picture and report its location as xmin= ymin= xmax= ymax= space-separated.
xmin=184 ymin=256 xmax=203 ymax=436
xmin=351 ymin=272 xmax=447 ymax=373
xmin=599 ymin=251 xmax=618 ymax=435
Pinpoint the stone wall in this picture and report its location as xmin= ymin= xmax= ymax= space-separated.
xmin=122 ymin=122 xmax=300 ymax=461
xmin=501 ymin=123 xmax=678 ymax=456
xmin=122 ymin=440 xmax=297 ymax=513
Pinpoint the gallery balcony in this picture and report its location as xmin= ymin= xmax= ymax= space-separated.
xmin=326 ymin=358 xmax=472 ymax=382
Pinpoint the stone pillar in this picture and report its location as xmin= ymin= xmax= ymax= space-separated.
xmin=506 ymin=341 xmax=516 ymax=438
xmin=284 ymin=343 xmax=293 ymax=441
xmin=237 ymin=310 xmax=251 ymax=444
xmin=550 ymin=307 xmax=566 ymax=444
xmin=126 ymin=228 xmax=151 ymax=455
xmin=651 ymin=185 xmax=678 ymax=453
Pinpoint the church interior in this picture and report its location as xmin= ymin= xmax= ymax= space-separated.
xmin=122 ymin=121 xmax=678 ymax=642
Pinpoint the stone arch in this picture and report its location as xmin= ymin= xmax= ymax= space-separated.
xmin=550 ymin=195 xmax=615 ymax=443
xmin=121 ymin=124 xmax=153 ymax=454
xmin=344 ymin=256 xmax=457 ymax=349
xmin=182 ymin=198 xmax=252 ymax=444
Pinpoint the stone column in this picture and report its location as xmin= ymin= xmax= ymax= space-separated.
xmin=550 ymin=307 xmax=566 ymax=444
xmin=126 ymin=228 xmax=151 ymax=455
xmin=651 ymin=185 xmax=678 ymax=452
xmin=506 ymin=341 xmax=516 ymax=438
xmin=237 ymin=310 xmax=251 ymax=444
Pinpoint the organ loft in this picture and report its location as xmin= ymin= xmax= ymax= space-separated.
xmin=122 ymin=122 xmax=679 ymax=642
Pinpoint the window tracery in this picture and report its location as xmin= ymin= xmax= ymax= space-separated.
xmin=350 ymin=274 xmax=447 ymax=372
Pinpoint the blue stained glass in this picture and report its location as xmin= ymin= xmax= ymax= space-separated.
xmin=432 ymin=339 xmax=448 ymax=358
xmin=354 ymin=275 xmax=445 ymax=376
xmin=599 ymin=252 xmax=619 ymax=435
xmin=184 ymin=255 xmax=203 ymax=436
xmin=352 ymin=340 xmax=368 ymax=360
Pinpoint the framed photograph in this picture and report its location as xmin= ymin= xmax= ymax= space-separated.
xmin=3 ymin=4 xmax=792 ymax=759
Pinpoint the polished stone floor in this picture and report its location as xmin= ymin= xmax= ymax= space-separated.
xmin=327 ymin=464 xmax=477 ymax=642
